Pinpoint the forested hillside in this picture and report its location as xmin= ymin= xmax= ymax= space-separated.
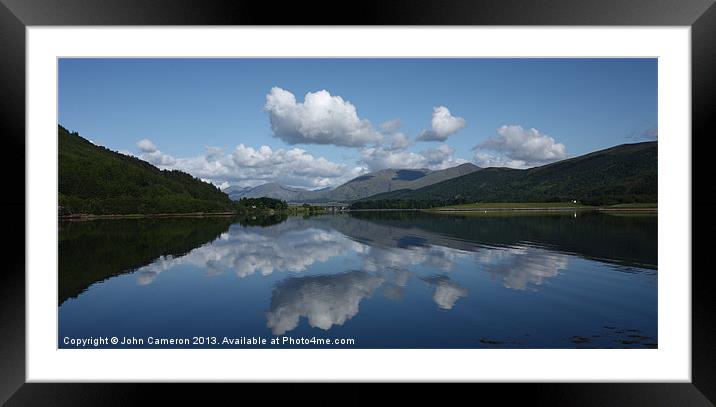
xmin=58 ymin=125 xmax=234 ymax=215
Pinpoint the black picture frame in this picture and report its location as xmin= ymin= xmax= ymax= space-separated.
xmin=1 ymin=0 xmax=712 ymax=404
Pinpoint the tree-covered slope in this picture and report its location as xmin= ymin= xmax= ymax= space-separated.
xmin=58 ymin=125 xmax=234 ymax=215
xmin=353 ymin=142 xmax=657 ymax=208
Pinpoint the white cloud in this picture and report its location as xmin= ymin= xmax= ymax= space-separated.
xmin=472 ymin=151 xmax=530 ymax=169
xmin=418 ymin=106 xmax=466 ymax=142
xmin=264 ymin=87 xmax=383 ymax=147
xmin=473 ymin=125 xmax=567 ymax=168
xmin=360 ymin=147 xmax=426 ymax=170
xmin=420 ymin=144 xmax=468 ymax=170
xmin=136 ymin=139 xmax=177 ymax=166
xmin=136 ymin=136 xmax=466 ymax=186
xmin=360 ymin=144 xmax=467 ymax=171
xmin=380 ymin=118 xmax=402 ymax=133
xmin=137 ymin=139 xmax=158 ymax=153
xmin=131 ymin=92 xmax=478 ymax=187
xmin=388 ymin=132 xmax=412 ymax=150
xmin=136 ymin=140 xmax=361 ymax=189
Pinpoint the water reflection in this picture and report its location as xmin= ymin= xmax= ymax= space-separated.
xmin=266 ymin=270 xmax=384 ymax=335
xmin=422 ymin=276 xmax=469 ymax=310
xmin=59 ymin=211 xmax=657 ymax=347
xmin=344 ymin=211 xmax=657 ymax=269
xmin=58 ymin=216 xmax=235 ymax=303
xmin=130 ymin=218 xmax=365 ymax=283
xmin=473 ymin=246 xmax=569 ymax=290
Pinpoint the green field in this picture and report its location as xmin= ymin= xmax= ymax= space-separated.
xmin=434 ymin=202 xmax=590 ymax=210
xmin=604 ymin=203 xmax=658 ymax=209
xmin=430 ymin=202 xmax=657 ymax=211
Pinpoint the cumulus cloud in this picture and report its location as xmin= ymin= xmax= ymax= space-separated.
xmin=388 ymin=133 xmax=412 ymax=150
xmin=131 ymin=90 xmax=478 ymax=184
xmin=472 ymin=151 xmax=530 ymax=169
xmin=381 ymin=118 xmax=402 ymax=134
xmin=418 ymin=106 xmax=466 ymax=142
xmin=130 ymin=90 xmax=483 ymax=187
xmin=137 ymin=139 xmax=158 ymax=153
xmin=264 ymin=87 xmax=383 ymax=147
xmin=473 ymin=125 xmax=567 ymax=169
xmin=360 ymin=144 xmax=468 ymax=171
xmin=136 ymin=140 xmax=362 ymax=189
xmin=136 ymin=139 xmax=177 ymax=166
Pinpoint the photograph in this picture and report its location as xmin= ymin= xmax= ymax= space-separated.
xmin=2 ymin=0 xmax=712 ymax=400
xmin=57 ymin=57 xmax=658 ymax=349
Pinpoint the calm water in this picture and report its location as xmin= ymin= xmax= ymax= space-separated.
xmin=58 ymin=211 xmax=657 ymax=348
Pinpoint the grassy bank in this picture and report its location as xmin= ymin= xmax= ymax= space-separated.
xmin=427 ymin=202 xmax=657 ymax=212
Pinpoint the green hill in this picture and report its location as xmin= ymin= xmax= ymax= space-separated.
xmin=352 ymin=141 xmax=657 ymax=209
xmin=58 ymin=125 xmax=234 ymax=215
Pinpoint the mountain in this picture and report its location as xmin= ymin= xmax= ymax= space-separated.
xmin=324 ymin=163 xmax=481 ymax=202
xmin=223 ymin=185 xmax=253 ymax=200
xmin=58 ymin=125 xmax=234 ymax=215
xmin=353 ymin=142 xmax=657 ymax=208
xmin=225 ymin=163 xmax=481 ymax=203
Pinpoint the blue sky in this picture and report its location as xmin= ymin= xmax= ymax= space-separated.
xmin=59 ymin=58 xmax=657 ymax=189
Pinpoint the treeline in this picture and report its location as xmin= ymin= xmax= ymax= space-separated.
xmin=234 ymin=197 xmax=289 ymax=211
xmin=350 ymin=194 xmax=657 ymax=210
xmin=59 ymin=125 xmax=234 ymax=215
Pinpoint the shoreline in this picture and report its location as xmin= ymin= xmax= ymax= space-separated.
xmin=59 ymin=206 xmax=657 ymax=219
xmin=60 ymin=212 xmax=238 ymax=220
xmin=426 ymin=207 xmax=657 ymax=213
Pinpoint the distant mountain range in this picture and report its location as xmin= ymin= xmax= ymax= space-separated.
xmin=352 ymin=141 xmax=657 ymax=208
xmin=225 ymin=163 xmax=481 ymax=203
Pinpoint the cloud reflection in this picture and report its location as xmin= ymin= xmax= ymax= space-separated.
xmin=422 ymin=276 xmax=469 ymax=310
xmin=129 ymin=216 xmax=571 ymax=335
xmin=474 ymin=246 xmax=569 ymax=290
xmin=132 ymin=219 xmax=366 ymax=283
xmin=265 ymin=270 xmax=384 ymax=335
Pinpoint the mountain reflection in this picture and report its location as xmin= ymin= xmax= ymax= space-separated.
xmin=345 ymin=210 xmax=657 ymax=269
xmin=58 ymin=216 xmax=235 ymax=304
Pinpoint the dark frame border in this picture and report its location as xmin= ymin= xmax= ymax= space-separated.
xmin=1 ymin=0 xmax=713 ymax=404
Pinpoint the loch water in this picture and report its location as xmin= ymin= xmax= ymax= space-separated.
xmin=58 ymin=211 xmax=657 ymax=348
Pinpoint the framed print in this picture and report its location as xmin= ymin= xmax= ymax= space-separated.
xmin=1 ymin=0 xmax=713 ymax=404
